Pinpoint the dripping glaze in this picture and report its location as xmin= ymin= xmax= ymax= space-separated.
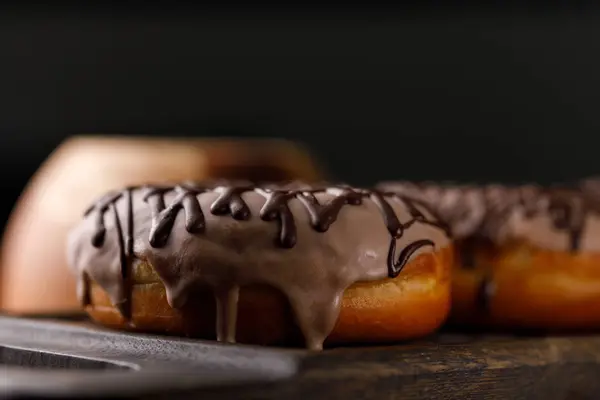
xmin=71 ymin=182 xmax=450 ymax=350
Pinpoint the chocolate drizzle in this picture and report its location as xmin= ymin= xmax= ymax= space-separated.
xmin=389 ymin=239 xmax=435 ymax=278
xmin=547 ymin=193 xmax=587 ymax=252
xmin=68 ymin=182 xmax=450 ymax=350
xmin=370 ymin=191 xmax=443 ymax=277
xmin=81 ymin=189 xmax=135 ymax=318
xmin=143 ymin=184 xmax=207 ymax=248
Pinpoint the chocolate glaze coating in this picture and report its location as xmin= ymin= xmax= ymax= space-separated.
xmin=67 ymin=181 xmax=450 ymax=350
xmin=377 ymin=181 xmax=600 ymax=253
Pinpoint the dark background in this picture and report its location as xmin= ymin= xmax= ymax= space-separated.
xmin=1 ymin=4 xmax=599 ymax=231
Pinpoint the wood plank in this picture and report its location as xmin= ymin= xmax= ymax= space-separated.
xmin=198 ymin=333 xmax=600 ymax=400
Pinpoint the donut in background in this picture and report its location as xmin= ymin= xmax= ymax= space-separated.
xmin=378 ymin=180 xmax=600 ymax=331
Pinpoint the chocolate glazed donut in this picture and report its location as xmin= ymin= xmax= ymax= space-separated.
xmin=379 ymin=180 xmax=600 ymax=330
xmin=67 ymin=182 xmax=452 ymax=350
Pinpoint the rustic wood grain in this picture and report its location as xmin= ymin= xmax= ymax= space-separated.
xmin=6 ymin=317 xmax=600 ymax=399
xmin=182 ymin=333 xmax=600 ymax=400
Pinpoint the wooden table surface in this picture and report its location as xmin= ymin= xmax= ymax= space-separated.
xmin=195 ymin=331 xmax=600 ymax=400
xmin=4 ymin=316 xmax=600 ymax=400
